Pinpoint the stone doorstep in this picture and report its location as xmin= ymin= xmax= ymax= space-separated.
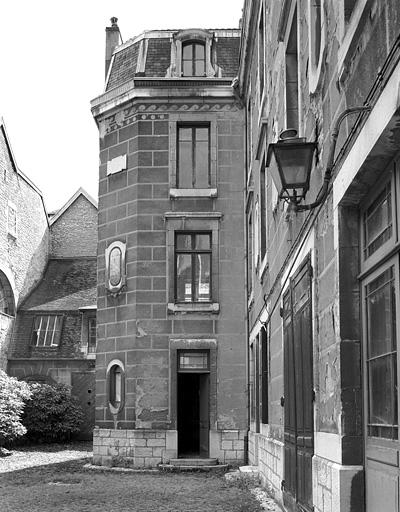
xmin=169 ymin=458 xmax=218 ymax=466
xmin=159 ymin=463 xmax=229 ymax=473
xmin=84 ymin=463 xmax=159 ymax=474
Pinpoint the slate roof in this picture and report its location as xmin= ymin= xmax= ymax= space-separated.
xmin=106 ymin=29 xmax=240 ymax=91
xmin=20 ymin=259 xmax=96 ymax=311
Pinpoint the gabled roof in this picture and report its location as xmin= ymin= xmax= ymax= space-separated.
xmin=20 ymin=258 xmax=97 ymax=311
xmin=49 ymin=187 xmax=98 ymax=226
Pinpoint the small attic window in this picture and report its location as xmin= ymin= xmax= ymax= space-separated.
xmin=166 ymin=29 xmax=221 ymax=78
xmin=182 ymin=41 xmax=205 ymax=76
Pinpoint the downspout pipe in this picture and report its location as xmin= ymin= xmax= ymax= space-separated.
xmin=296 ymin=105 xmax=371 ymax=212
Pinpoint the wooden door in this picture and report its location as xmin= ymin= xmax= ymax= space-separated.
xmin=283 ymin=257 xmax=314 ymax=512
xmin=71 ymin=371 xmax=95 ymax=440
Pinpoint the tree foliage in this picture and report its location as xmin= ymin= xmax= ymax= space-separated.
xmin=0 ymin=370 xmax=31 ymax=447
xmin=22 ymin=383 xmax=83 ymax=442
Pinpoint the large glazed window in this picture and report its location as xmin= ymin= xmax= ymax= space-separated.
xmin=177 ymin=124 xmax=210 ymax=189
xmin=175 ymin=232 xmax=212 ymax=303
xmin=32 ymin=315 xmax=63 ymax=347
xmin=365 ymin=265 xmax=398 ymax=439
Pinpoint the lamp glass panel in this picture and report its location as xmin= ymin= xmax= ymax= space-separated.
xmin=274 ymin=145 xmax=313 ymax=188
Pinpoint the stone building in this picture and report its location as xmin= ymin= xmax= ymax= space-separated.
xmin=239 ymin=1 xmax=400 ymax=511
xmin=7 ymin=188 xmax=98 ymax=438
xmin=0 ymin=118 xmax=49 ymax=370
xmin=90 ymin=22 xmax=247 ymax=467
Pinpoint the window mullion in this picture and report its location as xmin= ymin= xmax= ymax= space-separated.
xmin=192 ymin=127 xmax=196 ymax=188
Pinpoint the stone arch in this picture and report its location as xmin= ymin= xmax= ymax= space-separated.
xmin=0 ymin=270 xmax=15 ymax=317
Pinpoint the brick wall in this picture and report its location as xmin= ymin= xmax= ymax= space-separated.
xmin=50 ymin=194 xmax=97 ymax=257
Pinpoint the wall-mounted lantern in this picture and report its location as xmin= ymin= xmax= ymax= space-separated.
xmin=266 ymin=131 xmax=317 ymax=208
xmin=105 ymin=241 xmax=126 ymax=296
xmin=266 ymin=106 xmax=371 ymax=212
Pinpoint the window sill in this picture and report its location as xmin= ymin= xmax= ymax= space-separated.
xmin=168 ymin=302 xmax=220 ymax=314
xmin=170 ymin=188 xmax=217 ymax=199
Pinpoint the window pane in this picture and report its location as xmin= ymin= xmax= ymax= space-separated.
xmin=195 ymin=140 xmax=209 ymax=187
xmin=176 ymin=234 xmax=192 ymax=250
xmin=194 ymin=60 xmax=205 ymax=76
xmin=46 ymin=316 xmax=56 ymax=346
xmin=366 ymin=268 xmax=396 ymax=357
xmin=176 ymin=254 xmax=192 ymax=302
xmin=194 ymin=254 xmax=211 ymax=302
xmin=183 ymin=44 xmax=192 ymax=59
xmin=369 ymin=355 xmax=397 ymax=431
xmin=179 ymin=128 xmax=193 ymax=141
xmin=195 ymin=43 xmax=205 ymax=59
xmin=195 ymin=128 xmax=209 ymax=141
xmin=194 ymin=234 xmax=210 ymax=250
xmin=364 ymin=185 xmax=392 ymax=257
xmin=178 ymin=142 xmax=193 ymax=188
xmin=179 ymin=351 xmax=208 ymax=370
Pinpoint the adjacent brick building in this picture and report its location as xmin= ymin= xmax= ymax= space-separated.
xmin=91 ymin=23 xmax=247 ymax=467
xmin=240 ymin=1 xmax=400 ymax=512
xmin=6 ymin=188 xmax=98 ymax=438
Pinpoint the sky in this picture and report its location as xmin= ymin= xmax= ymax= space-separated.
xmin=0 ymin=0 xmax=244 ymax=212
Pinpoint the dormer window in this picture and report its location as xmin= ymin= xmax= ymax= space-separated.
xmin=166 ymin=29 xmax=221 ymax=78
xmin=182 ymin=42 xmax=205 ymax=76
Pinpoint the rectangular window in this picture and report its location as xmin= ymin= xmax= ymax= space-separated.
xmin=261 ymin=327 xmax=269 ymax=423
xmin=8 ymin=203 xmax=17 ymax=238
xmin=285 ymin=9 xmax=299 ymax=131
xmin=32 ymin=315 xmax=63 ymax=347
xmin=88 ymin=317 xmax=96 ymax=353
xmin=365 ymin=266 xmax=398 ymax=439
xmin=247 ymin=211 xmax=253 ymax=297
xmin=260 ymin=160 xmax=267 ymax=260
xmin=258 ymin=8 xmax=265 ymax=100
xmin=364 ymin=183 xmax=392 ymax=259
xmin=175 ymin=232 xmax=211 ymax=303
xmin=177 ymin=124 xmax=210 ymax=189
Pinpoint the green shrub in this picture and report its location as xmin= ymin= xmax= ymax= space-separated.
xmin=0 ymin=370 xmax=31 ymax=447
xmin=23 ymin=383 xmax=83 ymax=442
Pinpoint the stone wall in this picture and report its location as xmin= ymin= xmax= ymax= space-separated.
xmin=50 ymin=194 xmax=97 ymax=258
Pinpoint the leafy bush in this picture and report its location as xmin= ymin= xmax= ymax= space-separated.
xmin=0 ymin=370 xmax=31 ymax=447
xmin=22 ymin=383 xmax=83 ymax=442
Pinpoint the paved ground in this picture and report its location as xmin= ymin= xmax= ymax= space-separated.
xmin=0 ymin=442 xmax=265 ymax=512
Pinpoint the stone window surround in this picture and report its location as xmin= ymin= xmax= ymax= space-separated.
xmin=164 ymin=212 xmax=221 ymax=314
xmin=106 ymin=359 xmax=125 ymax=416
xmin=308 ymin=0 xmax=326 ymax=93
xmin=80 ymin=310 xmax=97 ymax=359
xmin=166 ymin=29 xmax=221 ymax=78
xmin=169 ymin=114 xmax=218 ymax=199
xmin=169 ymin=338 xmax=217 ymax=431
xmin=105 ymin=240 xmax=126 ymax=296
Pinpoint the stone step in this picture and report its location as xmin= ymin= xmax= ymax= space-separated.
xmin=169 ymin=458 xmax=218 ymax=466
xmin=159 ymin=463 xmax=229 ymax=473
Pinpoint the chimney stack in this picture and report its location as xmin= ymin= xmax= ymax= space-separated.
xmin=105 ymin=17 xmax=120 ymax=79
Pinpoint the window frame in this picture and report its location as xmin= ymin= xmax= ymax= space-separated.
xmin=174 ymin=231 xmax=212 ymax=304
xmin=177 ymin=349 xmax=210 ymax=373
xmin=360 ymin=165 xmax=398 ymax=275
xmin=107 ymin=359 xmax=125 ymax=415
xmin=169 ymin=115 xmax=217 ymax=198
xmin=308 ymin=0 xmax=326 ymax=93
xmin=181 ymin=41 xmax=206 ymax=77
xmin=31 ymin=314 xmax=63 ymax=347
xmin=177 ymin=123 xmax=211 ymax=189
xmin=362 ymin=256 xmax=400 ymax=441
xmin=165 ymin=212 xmax=221 ymax=314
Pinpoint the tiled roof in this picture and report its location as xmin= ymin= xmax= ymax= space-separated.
xmin=20 ymin=259 xmax=96 ymax=311
xmin=106 ymin=30 xmax=240 ymax=91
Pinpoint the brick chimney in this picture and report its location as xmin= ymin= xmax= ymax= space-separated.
xmin=105 ymin=17 xmax=120 ymax=79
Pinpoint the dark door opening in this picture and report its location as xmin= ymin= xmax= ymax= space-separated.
xmin=178 ymin=373 xmax=209 ymax=457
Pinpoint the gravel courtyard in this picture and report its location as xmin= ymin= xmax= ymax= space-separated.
xmin=0 ymin=443 xmax=264 ymax=512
